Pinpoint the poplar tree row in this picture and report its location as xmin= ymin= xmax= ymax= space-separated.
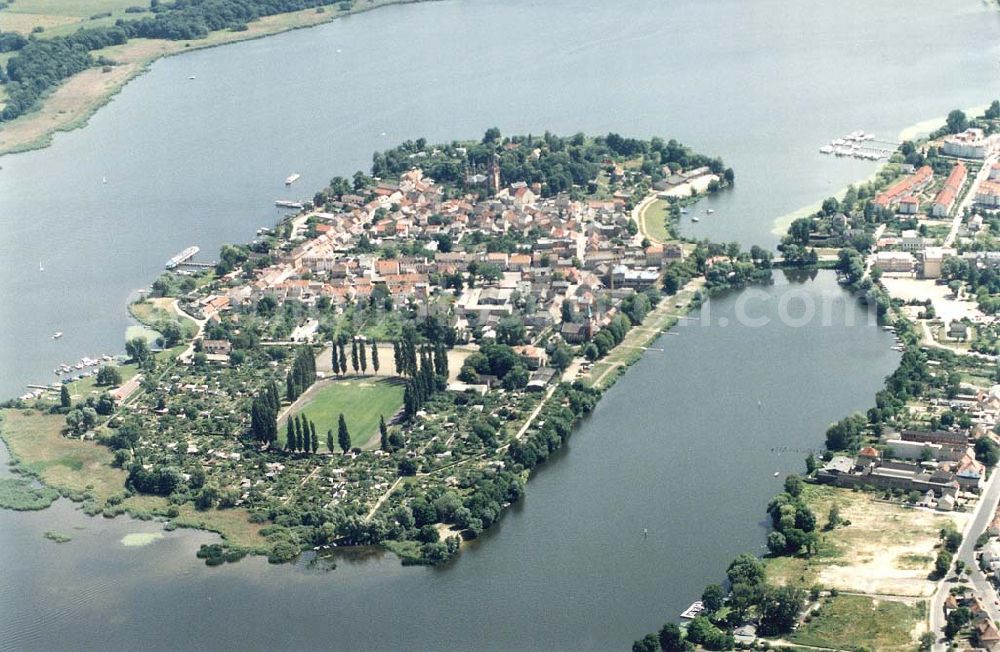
xmin=286 ymin=346 xmax=317 ymax=401
xmin=249 ymin=381 xmax=281 ymax=443
xmin=330 ymin=338 xmax=380 ymax=376
xmin=402 ymin=349 xmax=444 ymax=419
xmin=393 ymin=336 xmax=448 ymax=380
xmin=285 ymin=413 xmax=319 ymax=453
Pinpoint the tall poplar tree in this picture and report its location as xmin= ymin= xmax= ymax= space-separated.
xmin=379 ymin=414 xmax=389 ymax=451
xmin=338 ymin=414 xmax=351 ymax=453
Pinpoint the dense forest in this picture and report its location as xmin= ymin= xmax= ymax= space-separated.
xmin=0 ymin=0 xmax=360 ymax=120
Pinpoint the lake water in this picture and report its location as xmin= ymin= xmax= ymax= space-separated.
xmin=0 ymin=271 xmax=900 ymax=650
xmin=0 ymin=0 xmax=996 ymax=648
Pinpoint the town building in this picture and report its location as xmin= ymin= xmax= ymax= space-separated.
xmin=874 ymin=251 xmax=915 ymax=273
xmin=931 ymin=162 xmax=967 ymax=217
xmin=942 ymin=128 xmax=994 ymax=159
xmin=874 ymin=166 xmax=933 ymax=208
xmin=976 ymin=180 xmax=1000 ymax=208
xmin=898 ymin=195 xmax=919 ymax=215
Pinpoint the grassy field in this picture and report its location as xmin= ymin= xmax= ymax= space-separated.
xmin=0 ymin=0 xmax=152 ymax=33
xmin=638 ymin=199 xmax=673 ymax=243
xmin=172 ymin=504 xmax=268 ymax=549
xmin=789 ymin=594 xmax=924 ymax=651
xmin=0 ymin=408 xmax=126 ymax=502
xmin=281 ymin=379 xmax=405 ymax=449
xmin=765 ymin=484 xmax=964 ymax=597
xmin=130 ymin=298 xmax=199 ymax=337
xmin=0 ymin=0 xmax=154 ymax=36
xmin=64 ymin=362 xmax=139 ymax=404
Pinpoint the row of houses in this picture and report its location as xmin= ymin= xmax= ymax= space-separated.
xmin=943 ymin=593 xmax=1000 ymax=650
xmin=932 ymin=162 xmax=968 ymax=217
xmin=874 ymin=165 xmax=933 ymax=210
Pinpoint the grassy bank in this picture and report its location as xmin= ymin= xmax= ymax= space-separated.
xmin=0 ymin=408 xmax=125 ymax=502
xmin=0 ymin=408 xmax=269 ymax=548
xmin=638 ymin=198 xmax=673 ymax=243
xmin=583 ymin=279 xmax=703 ymax=390
xmin=0 ymin=0 xmax=435 ymax=156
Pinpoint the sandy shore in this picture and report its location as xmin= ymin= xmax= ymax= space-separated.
xmin=897 ymin=104 xmax=991 ymax=142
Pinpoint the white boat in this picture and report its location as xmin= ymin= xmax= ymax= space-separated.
xmin=102 ymin=176 xmax=107 ymax=184
xmin=165 ymin=245 xmax=200 ymax=269
xmin=51 ymin=332 xmax=63 ymax=339
xmin=706 ymin=208 xmax=714 ymax=214
xmin=691 ymin=216 xmax=700 ymax=222
xmin=285 ymin=173 xmax=301 ymax=185
xmin=188 ymin=75 xmax=196 ymax=80
xmin=680 ymin=601 xmax=705 ymax=619
xmin=819 ymin=145 xmax=834 ymax=154
xmin=773 ymin=472 xmax=780 ymax=477
xmin=38 ymin=261 xmax=44 ymax=272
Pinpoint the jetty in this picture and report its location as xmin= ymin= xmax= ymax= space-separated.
xmin=680 ymin=601 xmax=705 ymax=619
xmin=165 ymin=246 xmax=199 ymax=269
xmin=175 ymin=261 xmax=215 ymax=269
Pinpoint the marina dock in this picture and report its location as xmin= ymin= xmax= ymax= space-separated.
xmin=819 ymin=130 xmax=900 ymax=161
xmin=165 ymin=245 xmax=200 ymax=269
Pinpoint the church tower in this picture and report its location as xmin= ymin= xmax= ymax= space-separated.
xmin=488 ymin=152 xmax=501 ymax=195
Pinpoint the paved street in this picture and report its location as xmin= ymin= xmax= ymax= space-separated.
xmin=930 ymin=467 xmax=1000 ymax=650
xmin=944 ymin=153 xmax=996 ymax=247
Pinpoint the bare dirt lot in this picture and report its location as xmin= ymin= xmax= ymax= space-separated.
xmin=767 ymin=484 xmax=966 ymax=597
